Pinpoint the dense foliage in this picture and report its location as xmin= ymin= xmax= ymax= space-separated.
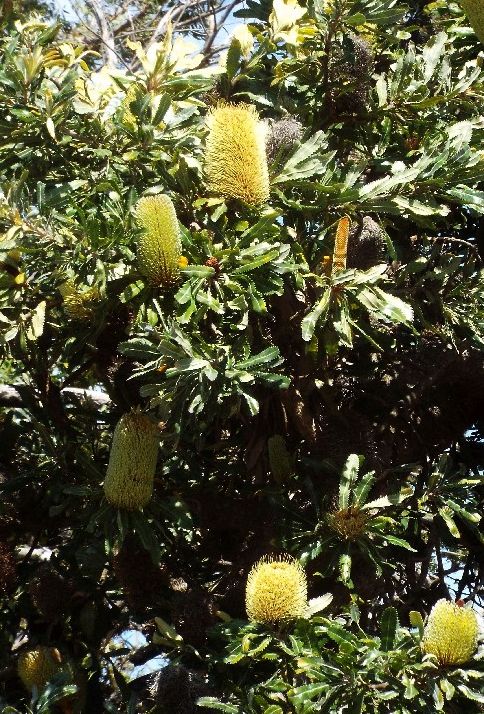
xmin=0 ymin=0 xmax=483 ymax=712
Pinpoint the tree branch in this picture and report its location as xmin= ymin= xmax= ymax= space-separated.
xmin=0 ymin=385 xmax=111 ymax=409
xmin=85 ymin=0 xmax=118 ymax=68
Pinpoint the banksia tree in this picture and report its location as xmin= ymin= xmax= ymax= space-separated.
xmin=2 ymin=1 xmax=484 ymax=711
xmin=460 ymin=0 xmax=484 ymax=43
xmin=205 ymin=103 xmax=270 ymax=206
xmin=246 ymin=555 xmax=308 ymax=623
xmin=17 ymin=646 xmax=63 ymax=692
xmin=422 ymin=599 xmax=479 ymax=666
xmin=135 ymin=194 xmax=182 ymax=288
xmin=103 ymin=411 xmax=159 ymax=510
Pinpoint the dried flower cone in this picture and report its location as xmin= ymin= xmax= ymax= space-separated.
xmin=246 ymin=555 xmax=308 ymax=623
xmin=347 ymin=216 xmax=386 ymax=270
xmin=460 ymin=0 xmax=484 ymax=43
xmin=265 ymin=117 xmax=303 ymax=161
xmin=135 ymin=194 xmax=182 ymax=288
xmin=205 ymin=103 xmax=270 ymax=206
xmin=18 ymin=647 xmax=63 ymax=692
xmin=103 ymin=411 xmax=159 ymax=510
xmin=29 ymin=566 xmax=72 ymax=621
xmin=422 ymin=599 xmax=479 ymax=666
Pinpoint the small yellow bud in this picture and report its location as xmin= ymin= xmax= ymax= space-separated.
xmin=460 ymin=0 xmax=484 ymax=43
xmin=205 ymin=103 xmax=270 ymax=206
xmin=135 ymin=194 xmax=182 ymax=288
xmin=103 ymin=411 xmax=159 ymax=510
xmin=246 ymin=555 xmax=308 ymax=623
xmin=18 ymin=647 xmax=63 ymax=692
xmin=422 ymin=599 xmax=479 ymax=666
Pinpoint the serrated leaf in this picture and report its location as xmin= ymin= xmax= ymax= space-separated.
xmin=409 ymin=610 xmax=424 ymax=637
xmin=339 ymin=453 xmax=360 ymax=509
xmin=26 ymin=300 xmax=46 ymax=340
xmin=339 ymin=553 xmax=352 ymax=583
xmin=301 ymin=288 xmax=331 ymax=341
xmin=196 ymin=698 xmax=239 ymax=712
xmin=272 ymin=132 xmax=331 ymax=183
xmin=307 ymin=593 xmax=333 ymax=616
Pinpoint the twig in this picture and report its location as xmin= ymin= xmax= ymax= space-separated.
xmin=85 ymin=0 xmax=117 ymax=68
xmin=431 ymin=236 xmax=481 ymax=263
xmin=202 ymin=0 xmax=242 ymax=60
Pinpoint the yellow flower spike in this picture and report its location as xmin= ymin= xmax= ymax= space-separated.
xmin=135 ymin=194 xmax=182 ymax=288
xmin=205 ymin=103 xmax=270 ymax=206
xmin=422 ymin=599 xmax=479 ymax=666
xmin=59 ymin=280 xmax=100 ymax=321
xmin=103 ymin=411 xmax=159 ymax=510
xmin=332 ymin=216 xmax=350 ymax=275
xmin=246 ymin=555 xmax=308 ymax=623
xmin=18 ymin=647 xmax=63 ymax=692
xmin=460 ymin=0 xmax=484 ymax=43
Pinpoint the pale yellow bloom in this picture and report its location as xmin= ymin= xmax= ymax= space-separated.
xmin=246 ymin=555 xmax=308 ymax=623
xmin=104 ymin=412 xmax=159 ymax=510
xmin=135 ymin=194 xmax=182 ymax=288
xmin=422 ymin=599 xmax=479 ymax=666
xmin=205 ymin=103 xmax=270 ymax=206
xmin=18 ymin=647 xmax=63 ymax=692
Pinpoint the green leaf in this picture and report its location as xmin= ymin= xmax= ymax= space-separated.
xmin=457 ymin=684 xmax=484 ymax=703
xmin=339 ymin=453 xmax=360 ymax=509
xmin=197 ymin=698 xmax=240 ymax=712
xmin=409 ymin=610 xmax=424 ymax=638
xmin=301 ymin=288 xmax=331 ymax=341
xmin=339 ymin=553 xmax=352 ymax=584
xmin=26 ymin=300 xmax=46 ymax=340
xmin=380 ymin=607 xmax=398 ymax=651
xmin=382 ymin=534 xmax=416 ymax=551
xmin=231 ymin=248 xmax=280 ymax=274
xmin=272 ymin=132 xmax=333 ymax=184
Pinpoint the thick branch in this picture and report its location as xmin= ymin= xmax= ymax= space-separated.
xmin=0 ymin=385 xmax=111 ymax=408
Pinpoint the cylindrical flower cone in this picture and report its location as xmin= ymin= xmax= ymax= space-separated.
xmin=267 ymin=435 xmax=294 ymax=483
xmin=103 ymin=411 xmax=159 ymax=510
xmin=332 ymin=216 xmax=350 ymax=274
xmin=18 ymin=646 xmax=63 ymax=692
xmin=205 ymin=103 xmax=270 ymax=206
xmin=245 ymin=555 xmax=308 ymax=623
xmin=135 ymin=194 xmax=182 ymax=288
xmin=422 ymin=599 xmax=479 ymax=666
xmin=460 ymin=0 xmax=484 ymax=43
